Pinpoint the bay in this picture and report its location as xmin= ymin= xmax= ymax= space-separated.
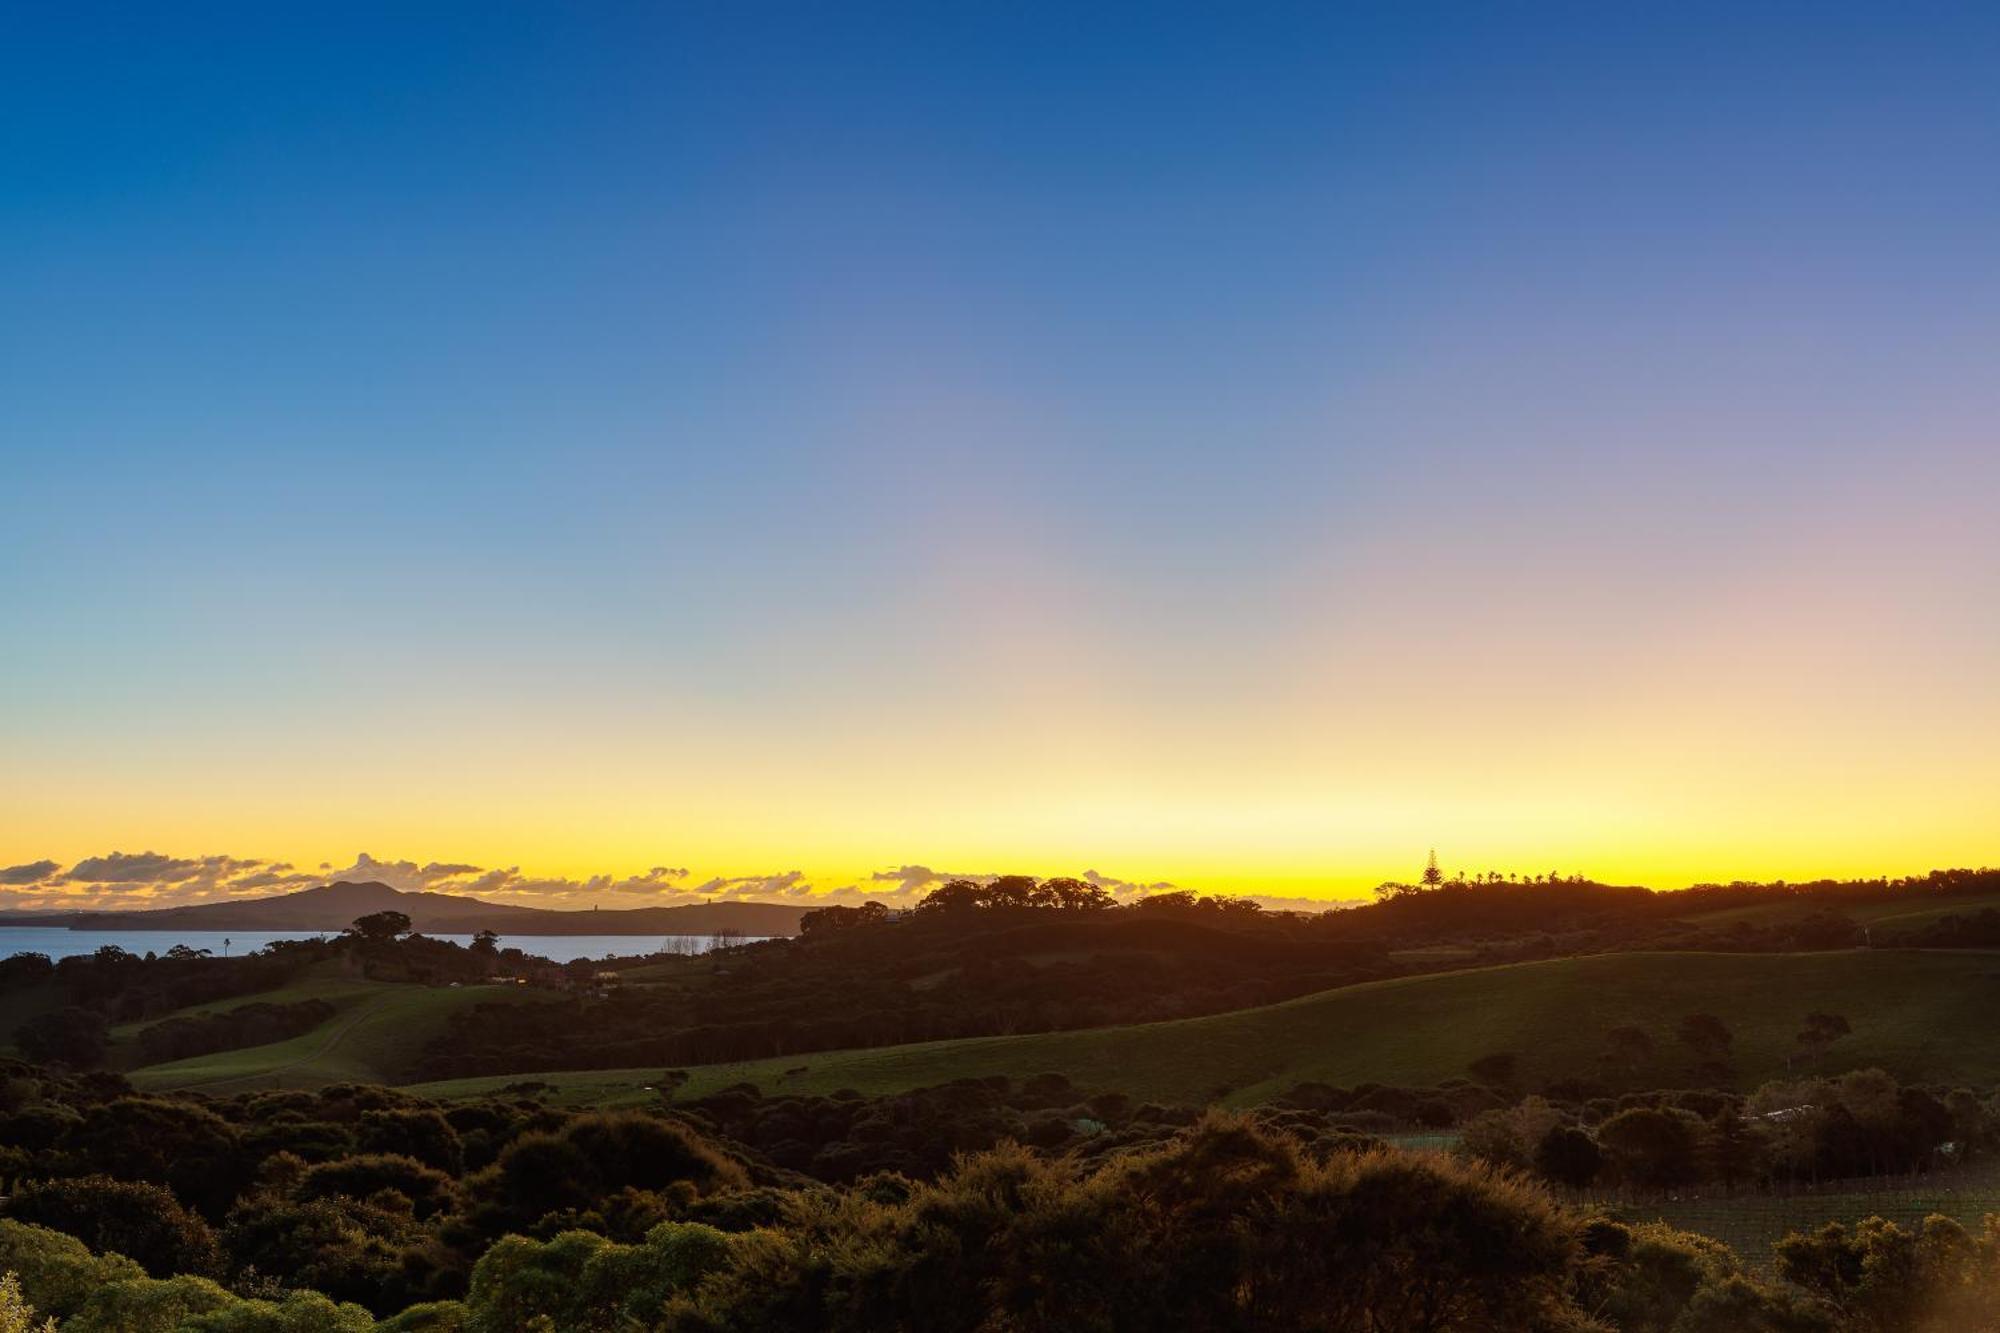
xmin=0 ymin=927 xmax=770 ymax=965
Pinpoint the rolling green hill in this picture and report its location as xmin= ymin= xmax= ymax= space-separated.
xmin=126 ymin=979 xmax=557 ymax=1092
xmin=1682 ymin=890 xmax=2000 ymax=931
xmin=406 ymin=949 xmax=2000 ymax=1108
xmin=103 ymin=967 xmax=394 ymax=1069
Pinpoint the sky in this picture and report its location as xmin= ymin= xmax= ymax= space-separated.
xmin=4 ymin=3 xmax=1999 ymax=909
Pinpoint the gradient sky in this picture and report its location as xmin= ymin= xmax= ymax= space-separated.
xmin=5 ymin=3 xmax=1999 ymax=906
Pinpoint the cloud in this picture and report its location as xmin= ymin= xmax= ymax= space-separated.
xmin=62 ymin=851 xmax=207 ymax=884
xmin=1081 ymin=868 xmax=1178 ymax=900
xmin=0 ymin=849 xmax=1354 ymax=916
xmin=689 ymin=871 xmax=813 ymax=900
xmin=868 ymin=865 xmax=990 ymax=897
xmin=9 ymin=850 xmax=321 ymax=910
xmin=320 ymin=854 xmax=491 ymax=893
xmin=444 ymin=866 xmax=689 ymax=902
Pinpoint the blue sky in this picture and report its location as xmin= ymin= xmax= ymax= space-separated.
xmin=4 ymin=2 xmax=1999 ymax=902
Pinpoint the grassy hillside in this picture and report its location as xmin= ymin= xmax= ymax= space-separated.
xmin=1682 ymin=890 xmax=2000 ymax=930
xmin=407 ymin=949 xmax=2000 ymax=1108
xmin=127 ymin=980 xmax=557 ymax=1092
xmin=102 ymin=967 xmax=395 ymax=1069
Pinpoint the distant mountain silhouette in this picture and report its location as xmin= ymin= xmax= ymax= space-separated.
xmin=0 ymin=881 xmax=803 ymax=937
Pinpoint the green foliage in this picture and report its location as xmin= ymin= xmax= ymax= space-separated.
xmin=177 ymin=1289 xmax=378 ymax=1332
xmin=461 ymin=1223 xmax=732 ymax=1332
xmin=1579 ymin=1220 xmax=1831 ymax=1333
xmin=15 ymin=1007 xmax=109 ymax=1069
xmin=1534 ymin=1125 xmax=1604 ymax=1189
xmin=298 ymin=1152 xmax=458 ymax=1219
xmin=7 ymin=1175 xmax=224 ymax=1277
xmin=1598 ymin=1107 xmax=1701 ymax=1189
xmin=0 ymin=1274 xmax=56 ymax=1333
xmin=221 ymin=1193 xmax=423 ymax=1313
xmin=676 ymin=1112 xmax=1591 ymax=1332
xmin=1775 ymin=1213 xmax=2000 ymax=1332
xmin=59 ymin=1273 xmax=374 ymax=1332
xmin=373 ymin=1302 xmax=467 ymax=1331
xmin=357 ymin=1108 xmax=464 ymax=1173
xmin=0 ymin=1220 xmax=145 ymax=1321
xmin=1457 ymin=1096 xmax=1567 ymax=1172
xmin=469 ymin=1112 xmax=748 ymax=1231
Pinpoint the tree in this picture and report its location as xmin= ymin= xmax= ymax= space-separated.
xmin=1533 ymin=1125 xmax=1603 ymax=1189
xmin=1796 ymin=1012 xmax=1852 ymax=1065
xmin=1598 ymin=1107 xmax=1700 ymax=1188
xmin=799 ymin=902 xmax=889 ymax=936
xmin=1468 ymin=1052 xmax=1519 ymax=1090
xmin=6 ymin=1177 xmax=222 ymax=1279
xmin=1421 ymin=849 xmax=1444 ymax=888
xmin=912 ymin=880 xmax=987 ymax=914
xmin=346 ymin=911 xmax=413 ymax=943
xmin=1678 ymin=1013 xmax=1734 ymax=1060
xmin=656 ymin=1069 xmax=691 ymax=1104
xmin=14 ymin=1008 xmax=107 ymax=1069
xmin=469 ymin=930 xmax=500 ymax=957
xmin=1702 ymin=1105 xmax=1763 ymax=1191
xmin=1037 ymin=877 xmax=1116 ymax=911
xmin=1605 ymin=1025 xmax=1654 ymax=1072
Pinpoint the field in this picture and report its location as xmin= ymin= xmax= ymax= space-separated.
xmin=1610 ymin=1159 xmax=2000 ymax=1270
xmin=102 ymin=967 xmax=398 ymax=1069
xmin=125 ymin=977 xmax=556 ymax=1092
xmin=407 ymin=948 xmax=2000 ymax=1107
xmin=1682 ymin=889 xmax=2000 ymax=932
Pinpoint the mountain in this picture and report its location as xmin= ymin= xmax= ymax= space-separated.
xmin=7 ymin=881 xmax=804 ymax=937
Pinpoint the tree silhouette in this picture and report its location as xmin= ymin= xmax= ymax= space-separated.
xmin=1677 ymin=1013 xmax=1733 ymax=1060
xmin=1421 ymin=850 xmax=1444 ymax=888
xmin=345 ymin=911 xmax=413 ymax=944
xmin=1605 ymin=1026 xmax=1653 ymax=1072
xmin=1795 ymin=1012 xmax=1851 ymax=1064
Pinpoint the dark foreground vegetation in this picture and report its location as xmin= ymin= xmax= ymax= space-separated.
xmin=0 ymin=1053 xmax=1992 ymax=1329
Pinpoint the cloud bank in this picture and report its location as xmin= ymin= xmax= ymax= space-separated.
xmin=0 ymin=850 xmax=1331 ymax=914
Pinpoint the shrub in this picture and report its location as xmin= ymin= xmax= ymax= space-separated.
xmin=0 ymin=1220 xmax=144 ymax=1321
xmin=7 ymin=1175 xmax=224 ymax=1278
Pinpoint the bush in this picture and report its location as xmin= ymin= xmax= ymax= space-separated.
xmin=7 ymin=1175 xmax=224 ymax=1278
xmin=0 ymin=1221 xmax=144 ymax=1322
xmin=461 ymin=1223 xmax=733 ymax=1333
xmin=679 ymin=1112 xmax=1592 ymax=1331
xmin=0 ymin=1273 xmax=53 ymax=1333
xmin=471 ymin=1113 xmax=747 ymax=1229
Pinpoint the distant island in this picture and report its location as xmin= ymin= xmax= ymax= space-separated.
xmin=0 ymin=879 xmax=805 ymax=937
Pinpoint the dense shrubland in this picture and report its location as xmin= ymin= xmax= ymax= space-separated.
xmin=0 ymin=1058 xmax=1987 ymax=1328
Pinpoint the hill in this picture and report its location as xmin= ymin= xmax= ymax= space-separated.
xmin=124 ymin=973 xmax=562 ymax=1092
xmin=407 ymin=948 xmax=2000 ymax=1107
xmin=25 ymin=880 xmax=804 ymax=937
